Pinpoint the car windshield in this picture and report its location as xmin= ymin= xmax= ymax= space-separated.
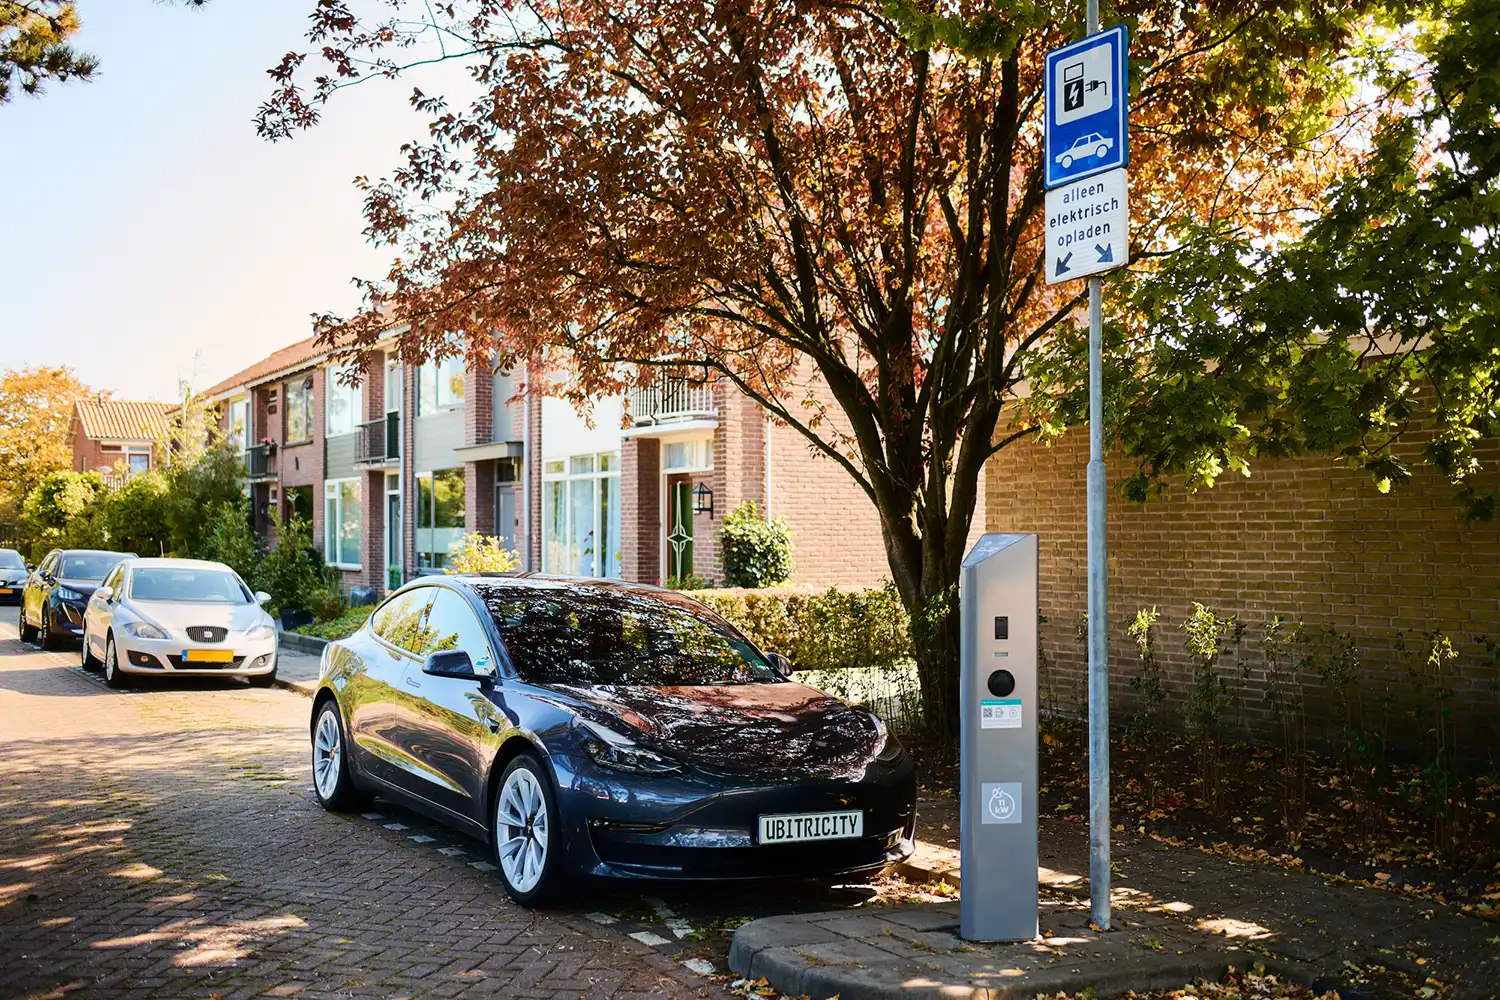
xmin=131 ymin=568 xmax=251 ymax=604
xmin=60 ymin=554 xmax=123 ymax=580
xmin=472 ymin=583 xmax=780 ymax=686
xmin=0 ymin=550 xmax=23 ymax=570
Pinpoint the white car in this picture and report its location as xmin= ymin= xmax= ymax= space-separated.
xmin=1054 ymin=132 xmax=1113 ymax=168
xmin=81 ymin=558 xmax=278 ymax=689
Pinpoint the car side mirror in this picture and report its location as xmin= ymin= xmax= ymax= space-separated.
xmin=423 ymin=648 xmax=480 ymax=679
xmin=93 ymin=586 xmax=113 ymax=602
xmin=767 ymin=652 xmax=794 ymax=678
xmin=255 ymin=591 xmax=272 ymax=606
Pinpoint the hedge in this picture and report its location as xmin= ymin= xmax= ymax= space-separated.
xmin=689 ymin=581 xmax=912 ymax=674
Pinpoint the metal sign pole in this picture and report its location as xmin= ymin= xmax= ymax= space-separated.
xmin=1083 ymin=0 xmax=1111 ymax=934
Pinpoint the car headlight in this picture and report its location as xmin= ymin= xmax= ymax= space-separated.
xmin=57 ymin=587 xmax=84 ymax=601
xmin=121 ymin=621 xmax=170 ymax=640
xmin=245 ymin=624 xmax=275 ymax=641
xmin=579 ymin=722 xmax=681 ymax=775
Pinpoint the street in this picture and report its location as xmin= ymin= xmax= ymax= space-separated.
xmin=0 ymin=622 xmax=827 ymax=1000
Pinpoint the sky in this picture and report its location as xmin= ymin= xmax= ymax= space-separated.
xmin=0 ymin=1 xmax=458 ymax=402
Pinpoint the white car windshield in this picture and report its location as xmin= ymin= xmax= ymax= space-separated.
xmin=0 ymin=550 xmax=23 ymax=570
xmin=131 ymin=568 xmax=252 ymax=604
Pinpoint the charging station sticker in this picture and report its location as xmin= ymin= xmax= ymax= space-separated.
xmin=981 ymin=698 xmax=1022 ymax=729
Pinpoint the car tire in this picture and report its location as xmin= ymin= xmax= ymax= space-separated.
xmin=103 ymin=635 xmax=131 ymax=690
xmin=1061 ymin=154 xmax=1073 ymax=168
xmin=311 ymin=700 xmax=367 ymax=811
xmin=81 ymin=629 xmax=100 ymax=669
xmin=38 ymin=606 xmax=59 ymax=651
xmin=1096 ymin=143 xmax=1108 ymax=158
xmin=247 ymin=668 xmax=277 ymax=689
xmin=18 ymin=605 xmax=37 ymax=643
xmin=492 ymin=752 xmax=563 ymax=907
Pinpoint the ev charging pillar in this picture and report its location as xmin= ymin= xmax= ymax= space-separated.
xmin=958 ymin=533 xmax=1039 ymax=942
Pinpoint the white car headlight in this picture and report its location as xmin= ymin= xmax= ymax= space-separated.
xmin=121 ymin=621 xmax=170 ymax=640
xmin=245 ymin=624 xmax=275 ymax=641
xmin=57 ymin=587 xmax=84 ymax=601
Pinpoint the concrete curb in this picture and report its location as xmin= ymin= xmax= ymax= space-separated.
xmin=277 ymin=631 xmax=329 ymax=655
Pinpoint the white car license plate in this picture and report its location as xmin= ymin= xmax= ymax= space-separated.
xmin=758 ymin=810 xmax=862 ymax=845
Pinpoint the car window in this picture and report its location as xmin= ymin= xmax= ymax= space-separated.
xmin=0 ymin=550 xmax=23 ymax=570
xmin=371 ymin=587 xmax=441 ymax=657
xmin=103 ymin=565 xmax=125 ymax=592
xmin=39 ymin=552 xmax=58 ymax=576
xmin=427 ymin=589 xmax=496 ymax=673
xmin=59 ymin=553 xmax=124 ymax=581
xmin=471 ymin=583 xmax=779 ymax=686
xmin=130 ymin=567 xmax=251 ymax=603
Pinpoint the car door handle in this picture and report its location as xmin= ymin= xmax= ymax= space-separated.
xmin=404 ymin=675 xmax=420 ymax=689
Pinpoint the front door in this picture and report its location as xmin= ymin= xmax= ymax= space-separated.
xmin=495 ymin=485 xmax=518 ymax=557
xmin=385 ymin=474 xmax=401 ymax=589
xmin=665 ymin=474 xmax=694 ymax=583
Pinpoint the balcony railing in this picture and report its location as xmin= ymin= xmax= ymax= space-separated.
xmin=246 ymin=443 xmax=275 ymax=479
xmin=358 ymin=414 xmax=400 ymax=464
xmin=628 ymin=380 xmax=716 ymax=425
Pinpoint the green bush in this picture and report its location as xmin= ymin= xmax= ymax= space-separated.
xmin=691 ymin=581 xmax=911 ymax=674
xmin=199 ymin=500 xmax=259 ymax=583
xmin=258 ymin=512 xmax=323 ymax=617
xmin=718 ymin=501 xmax=793 ymax=588
xmin=296 ymin=604 xmax=377 ymax=641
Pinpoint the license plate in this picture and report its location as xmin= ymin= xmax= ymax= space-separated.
xmin=758 ymin=810 xmax=863 ymax=845
xmin=183 ymin=649 xmax=234 ymax=663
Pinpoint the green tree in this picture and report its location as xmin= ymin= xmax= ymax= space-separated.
xmin=257 ymin=511 xmax=321 ymax=615
xmin=21 ymin=468 xmax=102 ymax=537
xmin=1 ymin=1 xmax=207 ymax=104
xmin=199 ymin=500 xmax=259 ymax=585
xmin=101 ymin=471 xmax=170 ymax=555
xmin=164 ymin=443 xmax=246 ymax=557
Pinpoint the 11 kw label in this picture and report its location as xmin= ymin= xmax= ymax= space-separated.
xmin=1044 ymin=167 xmax=1128 ymax=284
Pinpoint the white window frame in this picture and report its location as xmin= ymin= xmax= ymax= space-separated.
xmin=541 ymin=451 xmax=621 ymax=578
xmin=323 ymin=478 xmax=363 ymax=570
xmin=417 ymin=355 xmax=465 ymax=416
xmin=226 ymin=397 xmax=251 ymax=453
xmin=415 ymin=468 xmax=466 ymax=570
xmin=325 ymin=363 xmax=363 ymax=438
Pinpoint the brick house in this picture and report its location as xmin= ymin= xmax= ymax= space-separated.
xmin=69 ymin=399 xmax=172 ymax=481
xmin=983 ymin=429 xmax=1500 ymax=751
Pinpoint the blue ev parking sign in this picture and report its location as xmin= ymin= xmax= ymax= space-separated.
xmin=1044 ymin=25 xmax=1129 ymax=189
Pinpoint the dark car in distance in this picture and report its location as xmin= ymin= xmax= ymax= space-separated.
xmin=310 ymin=575 xmax=916 ymax=905
xmin=20 ymin=548 xmax=136 ymax=650
xmin=0 ymin=549 xmax=27 ymax=605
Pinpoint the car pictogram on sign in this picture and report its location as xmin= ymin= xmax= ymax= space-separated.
xmin=1054 ymin=133 xmax=1114 ymax=169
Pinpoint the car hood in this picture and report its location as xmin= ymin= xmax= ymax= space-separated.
xmin=549 ymin=681 xmax=885 ymax=781
xmin=129 ymin=601 xmax=270 ymax=632
xmin=0 ymin=571 xmax=26 ymax=585
xmin=59 ymin=578 xmax=102 ymax=597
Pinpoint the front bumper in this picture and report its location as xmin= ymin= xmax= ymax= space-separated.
xmin=554 ymin=754 xmax=918 ymax=881
xmin=0 ymin=584 xmax=23 ymax=605
xmin=114 ymin=633 xmax=278 ymax=678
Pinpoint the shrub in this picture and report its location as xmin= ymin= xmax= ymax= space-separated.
xmin=257 ymin=512 xmax=322 ymax=616
xmin=445 ymin=533 xmax=521 ymax=574
xmin=718 ymin=501 xmax=793 ymax=588
xmin=101 ymin=471 xmax=171 ymax=555
xmin=691 ymin=581 xmax=911 ymax=674
xmin=296 ymin=604 xmax=377 ymax=640
xmin=199 ymin=501 xmax=259 ymax=583
xmin=304 ymin=566 xmax=349 ymax=623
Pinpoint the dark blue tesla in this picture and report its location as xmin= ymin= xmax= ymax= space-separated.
xmin=309 ymin=574 xmax=916 ymax=905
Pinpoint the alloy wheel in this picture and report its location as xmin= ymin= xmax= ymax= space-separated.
xmin=313 ymin=708 xmax=343 ymax=800
xmin=495 ymin=767 xmax=549 ymax=894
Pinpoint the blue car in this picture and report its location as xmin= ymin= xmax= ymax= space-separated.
xmin=309 ymin=575 xmax=916 ymax=905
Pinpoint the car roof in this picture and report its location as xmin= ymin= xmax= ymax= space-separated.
xmin=126 ymin=557 xmax=234 ymax=572
xmin=58 ymin=549 xmax=136 ymax=558
xmin=425 ymin=573 xmax=712 ymax=611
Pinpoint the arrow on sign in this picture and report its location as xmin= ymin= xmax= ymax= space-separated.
xmin=1056 ymin=251 xmax=1073 ymax=275
xmin=1095 ymin=243 xmax=1113 ymax=263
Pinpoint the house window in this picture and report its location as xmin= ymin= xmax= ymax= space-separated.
xmin=284 ymin=376 xmax=314 ymax=444
xmin=417 ymin=356 xmax=465 ymax=416
xmin=663 ymin=438 xmax=713 ymax=472
xmin=127 ymin=450 xmax=151 ymax=475
xmin=227 ymin=398 xmax=251 ymax=452
xmin=416 ymin=468 xmax=465 ymax=568
xmin=541 ymin=452 xmax=621 ymax=578
xmin=324 ymin=479 xmax=363 ymax=569
xmin=325 ymin=364 xmax=362 ymax=437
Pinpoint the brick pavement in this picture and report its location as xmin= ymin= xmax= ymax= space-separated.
xmin=0 ymin=624 xmax=727 ymax=1000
